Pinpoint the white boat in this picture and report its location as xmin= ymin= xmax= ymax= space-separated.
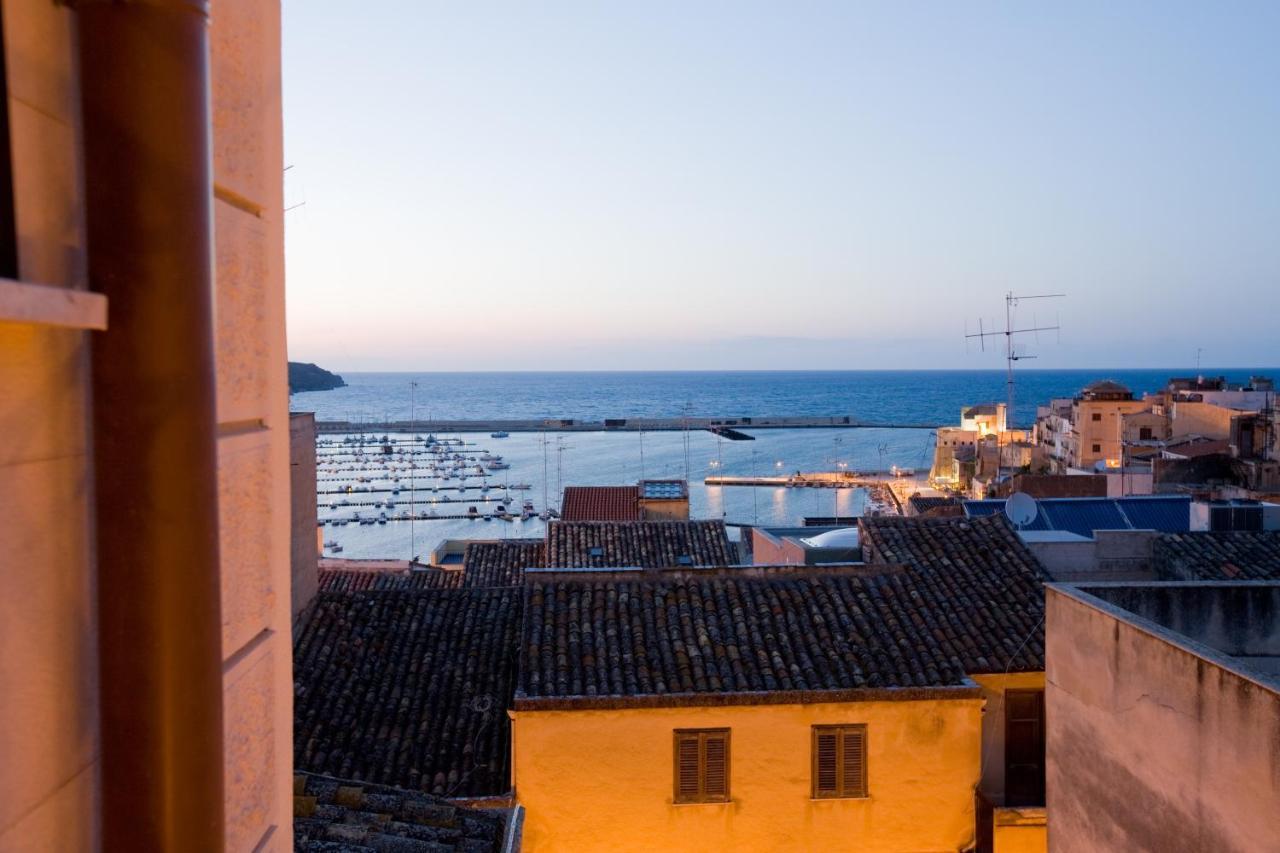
xmin=486 ymin=460 xmax=510 ymax=470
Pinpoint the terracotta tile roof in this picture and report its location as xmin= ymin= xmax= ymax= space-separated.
xmin=1156 ymin=531 xmax=1280 ymax=580
xmin=545 ymin=520 xmax=735 ymax=568
xmin=519 ymin=516 xmax=1049 ymax=704
xmin=857 ymin=514 xmax=1048 ymax=672
xmin=294 ymin=588 xmax=522 ymax=797
xmin=294 ymin=771 xmax=510 ymax=852
xmin=462 ymin=540 xmax=546 ymax=587
xmin=560 ymin=485 xmax=641 ymax=521
xmin=319 ymin=568 xmax=463 ymax=592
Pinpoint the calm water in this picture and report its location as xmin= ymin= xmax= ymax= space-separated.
xmin=298 ymin=369 xmax=1274 ymax=559
xmin=291 ymin=368 xmax=1273 ymax=428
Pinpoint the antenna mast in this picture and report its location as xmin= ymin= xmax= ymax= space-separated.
xmin=966 ymin=291 xmax=1064 ymax=428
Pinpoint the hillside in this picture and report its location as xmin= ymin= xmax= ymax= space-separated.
xmin=288 ymin=362 xmax=346 ymax=394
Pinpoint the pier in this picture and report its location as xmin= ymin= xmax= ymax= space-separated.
xmin=313 ymin=415 xmax=944 ymax=434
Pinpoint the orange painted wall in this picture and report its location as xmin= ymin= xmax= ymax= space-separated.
xmin=512 ymin=696 xmax=983 ymax=852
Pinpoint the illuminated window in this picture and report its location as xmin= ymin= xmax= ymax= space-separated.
xmin=674 ymin=729 xmax=729 ymax=803
xmin=812 ymin=725 xmax=867 ymax=798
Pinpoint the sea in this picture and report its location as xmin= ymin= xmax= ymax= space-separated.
xmin=293 ymin=369 xmax=1273 ymax=559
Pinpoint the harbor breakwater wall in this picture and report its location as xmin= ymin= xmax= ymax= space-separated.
xmin=314 ymin=415 xmax=943 ymax=434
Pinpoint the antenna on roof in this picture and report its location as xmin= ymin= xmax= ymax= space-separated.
xmin=965 ymin=291 xmax=1064 ymax=428
xmin=1004 ymin=491 xmax=1038 ymax=530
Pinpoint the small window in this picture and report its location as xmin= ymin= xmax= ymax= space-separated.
xmin=673 ymin=729 xmax=729 ymax=803
xmin=1092 ymin=444 xmax=1101 ymax=453
xmin=1139 ymin=427 xmax=1153 ymax=440
xmin=676 ymin=554 xmax=693 ymax=566
xmin=812 ymin=725 xmax=867 ymax=798
xmin=1091 ymin=413 xmax=1102 ymax=422
xmin=588 ymin=546 xmax=604 ymax=558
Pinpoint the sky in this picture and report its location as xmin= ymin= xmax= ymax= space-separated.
xmin=282 ymin=2 xmax=1280 ymax=371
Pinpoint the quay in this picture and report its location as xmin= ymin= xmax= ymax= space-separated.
xmin=314 ymin=415 xmax=944 ymax=434
xmin=704 ymin=471 xmax=914 ymax=488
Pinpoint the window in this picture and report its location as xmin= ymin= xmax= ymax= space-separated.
xmin=1139 ymin=427 xmax=1153 ymax=440
xmin=1005 ymin=690 xmax=1045 ymax=806
xmin=811 ymin=725 xmax=867 ymax=798
xmin=1091 ymin=412 xmax=1102 ymax=422
xmin=673 ymin=729 xmax=729 ymax=803
xmin=1092 ymin=444 xmax=1101 ymax=453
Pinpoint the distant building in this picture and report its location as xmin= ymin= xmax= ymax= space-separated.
xmin=1046 ymin=583 xmax=1280 ymax=852
xmin=560 ymin=479 xmax=691 ymax=521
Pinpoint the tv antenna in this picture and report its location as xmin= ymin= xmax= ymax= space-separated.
xmin=966 ymin=291 xmax=1064 ymax=427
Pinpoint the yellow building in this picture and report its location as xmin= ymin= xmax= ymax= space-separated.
xmin=512 ymin=514 xmax=1050 ymax=852
xmin=1067 ymin=380 xmax=1151 ymax=471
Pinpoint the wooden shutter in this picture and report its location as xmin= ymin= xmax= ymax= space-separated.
xmin=1004 ymin=690 xmax=1045 ymax=806
xmin=813 ymin=725 xmax=867 ymax=798
xmin=703 ymin=731 xmax=728 ymax=800
xmin=674 ymin=729 xmax=730 ymax=803
xmin=841 ymin=727 xmax=867 ymax=797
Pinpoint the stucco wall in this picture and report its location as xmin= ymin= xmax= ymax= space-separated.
xmin=1170 ymin=401 xmax=1238 ymax=441
xmin=993 ymin=807 xmax=1047 ymax=853
xmin=1045 ymin=587 xmax=1280 ymax=853
xmin=750 ymin=528 xmax=805 ymax=565
xmin=512 ymin=696 xmax=983 ymax=852
xmin=211 ymin=1 xmax=293 ymax=849
xmin=0 ymin=2 xmax=98 ymax=849
xmin=290 ymin=412 xmax=318 ymax=618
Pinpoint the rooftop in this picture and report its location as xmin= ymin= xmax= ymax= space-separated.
xmin=545 ymin=520 xmax=735 ymax=568
xmin=293 ymin=771 xmax=512 ymax=852
xmin=294 ymin=588 xmax=522 ymax=797
xmin=1156 ymin=531 xmax=1280 ymax=581
xmin=518 ymin=515 xmax=1048 ymax=707
xmin=462 ymin=540 xmax=546 ymax=587
xmin=559 ymin=485 xmax=641 ymax=521
xmin=964 ymin=495 xmax=1191 ymax=539
xmin=1056 ymin=582 xmax=1280 ymax=684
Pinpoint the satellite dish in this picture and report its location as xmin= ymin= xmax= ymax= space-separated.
xmin=1004 ymin=492 xmax=1038 ymax=529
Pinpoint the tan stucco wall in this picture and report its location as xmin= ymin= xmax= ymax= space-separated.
xmin=0 ymin=2 xmax=97 ymax=850
xmin=1045 ymin=588 xmax=1280 ymax=853
xmin=1169 ymin=400 xmax=1238 ymax=441
xmin=1071 ymin=400 xmax=1149 ymax=468
xmin=211 ymin=1 xmax=293 ymax=849
xmin=512 ymin=697 xmax=983 ymax=852
xmin=971 ymin=672 xmax=1045 ymax=805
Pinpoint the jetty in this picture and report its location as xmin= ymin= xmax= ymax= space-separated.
xmin=314 ymin=415 xmax=944 ymax=434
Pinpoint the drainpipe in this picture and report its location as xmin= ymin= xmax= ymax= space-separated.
xmin=75 ymin=1 xmax=224 ymax=850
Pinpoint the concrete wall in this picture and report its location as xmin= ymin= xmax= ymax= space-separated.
xmin=512 ymin=696 xmax=983 ymax=852
xmin=0 ymin=3 xmax=97 ymax=849
xmin=1045 ymin=586 xmax=1280 ymax=853
xmin=1024 ymin=530 xmax=1158 ymax=582
xmin=210 ymin=1 xmax=293 ymax=848
xmin=290 ymin=412 xmax=318 ymax=618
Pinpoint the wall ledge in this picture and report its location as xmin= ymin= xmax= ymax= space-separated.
xmin=0 ymin=278 xmax=107 ymax=330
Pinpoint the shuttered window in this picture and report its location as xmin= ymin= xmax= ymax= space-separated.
xmin=673 ymin=729 xmax=730 ymax=803
xmin=812 ymin=725 xmax=867 ymax=798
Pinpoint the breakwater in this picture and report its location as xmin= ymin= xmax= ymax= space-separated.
xmin=314 ymin=415 xmax=944 ymax=434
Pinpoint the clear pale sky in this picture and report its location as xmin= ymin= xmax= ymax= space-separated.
xmin=282 ymin=2 xmax=1280 ymax=371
